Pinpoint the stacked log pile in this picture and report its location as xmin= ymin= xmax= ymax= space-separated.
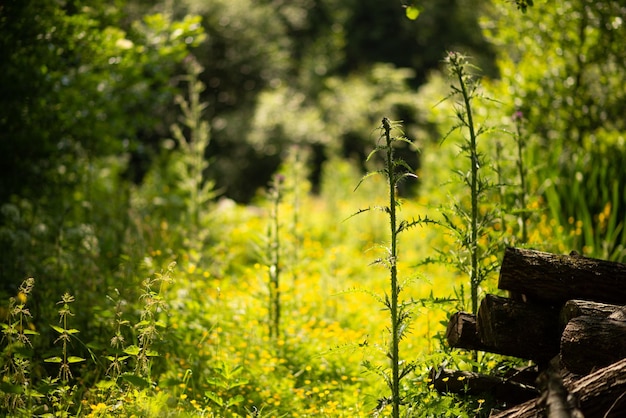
xmin=435 ymin=247 xmax=626 ymax=417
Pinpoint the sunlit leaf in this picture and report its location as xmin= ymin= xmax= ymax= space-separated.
xmin=405 ymin=6 xmax=421 ymax=20
xmin=123 ymin=345 xmax=140 ymax=356
xmin=205 ymin=391 xmax=224 ymax=407
xmin=49 ymin=325 xmax=65 ymax=334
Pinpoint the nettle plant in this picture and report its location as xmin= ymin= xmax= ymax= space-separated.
xmin=353 ymin=118 xmax=432 ymax=418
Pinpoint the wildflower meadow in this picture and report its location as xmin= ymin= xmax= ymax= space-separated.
xmin=2 ymin=0 xmax=626 ymax=417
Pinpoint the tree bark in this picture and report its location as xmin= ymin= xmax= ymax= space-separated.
xmin=488 ymin=398 xmax=541 ymax=418
xmin=430 ymin=367 xmax=539 ymax=406
xmin=477 ymin=294 xmax=560 ymax=363
xmin=569 ymin=357 xmax=626 ymax=417
xmin=446 ymin=311 xmax=490 ymax=351
xmin=498 ymin=247 xmax=626 ymax=305
xmin=561 ymin=315 xmax=626 ymax=375
xmin=559 ymin=299 xmax=623 ymax=327
xmin=490 ymin=358 xmax=626 ymax=417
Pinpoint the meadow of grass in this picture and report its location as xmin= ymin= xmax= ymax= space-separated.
xmin=1 ymin=129 xmax=580 ymax=417
xmin=2 ymin=50 xmax=617 ymax=417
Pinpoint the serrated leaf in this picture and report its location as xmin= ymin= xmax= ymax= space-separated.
xmin=123 ymin=345 xmax=140 ymax=356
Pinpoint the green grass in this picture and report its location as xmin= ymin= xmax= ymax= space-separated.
xmin=3 ymin=47 xmax=623 ymax=417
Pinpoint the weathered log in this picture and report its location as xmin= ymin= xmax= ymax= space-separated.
xmin=537 ymin=357 xmax=584 ymax=418
xmin=498 ymin=247 xmax=626 ymax=305
xmin=561 ymin=315 xmax=626 ymax=375
xmin=492 ymin=358 xmax=626 ymax=417
xmin=559 ymin=299 xmax=623 ymax=327
xmin=430 ymin=367 xmax=539 ymax=406
xmin=569 ymin=357 xmax=626 ymax=417
xmin=446 ymin=311 xmax=490 ymax=351
xmin=477 ymin=294 xmax=560 ymax=363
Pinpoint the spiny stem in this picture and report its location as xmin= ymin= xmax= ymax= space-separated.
xmin=456 ymin=68 xmax=480 ymax=317
xmin=382 ymin=117 xmax=400 ymax=418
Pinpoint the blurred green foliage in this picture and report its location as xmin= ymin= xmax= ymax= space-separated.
xmin=481 ymin=0 xmax=626 ymax=259
xmin=1 ymin=0 xmax=626 ymax=415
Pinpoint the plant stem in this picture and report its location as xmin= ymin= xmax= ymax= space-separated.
xmin=514 ymin=114 xmax=528 ymax=243
xmin=382 ymin=118 xmax=400 ymax=418
xmin=456 ymin=69 xmax=480 ymax=316
xmin=268 ymin=175 xmax=282 ymax=339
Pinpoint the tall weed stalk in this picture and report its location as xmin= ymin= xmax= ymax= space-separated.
xmin=266 ymin=174 xmax=284 ymax=339
xmin=170 ymin=56 xmax=216 ymax=248
xmin=354 ymin=118 xmax=428 ymax=418
xmin=441 ymin=52 xmax=500 ymax=316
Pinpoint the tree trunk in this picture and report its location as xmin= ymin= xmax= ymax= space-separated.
xmin=498 ymin=247 xmax=626 ymax=304
xmin=477 ymin=294 xmax=560 ymax=363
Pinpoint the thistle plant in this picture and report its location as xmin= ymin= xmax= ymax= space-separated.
xmin=442 ymin=52 xmax=500 ymax=316
xmin=266 ymin=174 xmax=284 ymax=339
xmin=353 ymin=118 xmax=428 ymax=418
xmin=170 ymin=55 xmax=216 ymax=246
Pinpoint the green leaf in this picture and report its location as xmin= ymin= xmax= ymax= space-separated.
xmin=121 ymin=373 xmax=151 ymax=388
xmin=225 ymin=394 xmax=245 ymax=407
xmin=67 ymin=356 xmax=85 ymax=363
xmin=0 ymin=381 xmax=24 ymax=394
xmin=49 ymin=325 xmax=65 ymax=334
xmin=106 ymin=355 xmax=129 ymax=362
xmin=206 ymin=378 xmax=229 ymax=389
xmin=45 ymin=356 xmax=62 ymax=363
xmin=95 ymin=380 xmax=117 ymax=390
xmin=205 ymin=391 xmax=224 ymax=407
xmin=405 ymin=6 xmax=421 ymax=20
xmin=123 ymin=345 xmax=140 ymax=356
